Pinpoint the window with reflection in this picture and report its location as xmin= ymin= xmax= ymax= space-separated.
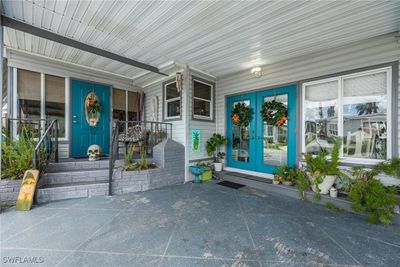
xmin=342 ymin=72 xmax=388 ymax=159
xmin=232 ymin=100 xmax=250 ymax=162
xmin=193 ymin=79 xmax=213 ymax=120
xmin=128 ymin=91 xmax=138 ymax=121
xmin=45 ymin=74 xmax=65 ymax=137
xmin=304 ymin=80 xmax=339 ymax=155
xmin=2 ymin=59 xmax=7 ymax=127
xmin=163 ymin=81 xmax=181 ymax=120
xmin=302 ymin=68 xmax=391 ymax=161
xmin=113 ymin=89 xmax=126 ymax=122
xmin=263 ymin=94 xmax=288 ymax=166
xmin=17 ymin=69 xmax=41 ymax=121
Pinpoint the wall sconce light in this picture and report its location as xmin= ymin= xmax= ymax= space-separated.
xmin=176 ymin=72 xmax=183 ymax=92
xmin=251 ymin=67 xmax=263 ymax=78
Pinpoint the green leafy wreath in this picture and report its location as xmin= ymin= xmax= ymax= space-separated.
xmin=231 ymin=102 xmax=251 ymax=127
xmin=261 ymin=100 xmax=288 ymax=126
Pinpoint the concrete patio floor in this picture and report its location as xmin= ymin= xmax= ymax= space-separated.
xmin=1 ymin=182 xmax=400 ymax=267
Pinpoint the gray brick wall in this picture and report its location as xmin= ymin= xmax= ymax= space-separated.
xmin=0 ymin=179 xmax=22 ymax=207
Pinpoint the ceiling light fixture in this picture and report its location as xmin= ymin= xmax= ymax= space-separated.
xmin=251 ymin=67 xmax=262 ymax=78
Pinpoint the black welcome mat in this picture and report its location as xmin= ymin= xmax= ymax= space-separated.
xmin=217 ymin=181 xmax=245 ymax=189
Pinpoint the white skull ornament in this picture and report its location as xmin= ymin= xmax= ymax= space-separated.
xmin=87 ymin=144 xmax=101 ymax=161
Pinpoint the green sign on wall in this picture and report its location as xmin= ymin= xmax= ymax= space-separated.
xmin=191 ymin=129 xmax=201 ymax=154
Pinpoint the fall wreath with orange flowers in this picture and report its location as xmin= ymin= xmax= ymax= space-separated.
xmin=261 ymin=100 xmax=288 ymax=126
xmin=231 ymin=102 xmax=251 ymax=127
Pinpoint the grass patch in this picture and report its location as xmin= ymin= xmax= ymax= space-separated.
xmin=325 ymin=202 xmax=344 ymax=213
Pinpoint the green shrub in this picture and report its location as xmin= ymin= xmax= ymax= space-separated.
xmin=1 ymin=127 xmax=35 ymax=180
xmin=374 ymin=158 xmax=400 ymax=178
xmin=349 ymin=168 xmax=398 ymax=224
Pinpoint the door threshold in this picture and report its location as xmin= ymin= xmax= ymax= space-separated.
xmin=224 ymin=167 xmax=273 ymax=179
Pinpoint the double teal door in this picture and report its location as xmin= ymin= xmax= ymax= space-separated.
xmin=71 ymin=80 xmax=110 ymax=157
xmin=226 ymin=85 xmax=297 ymax=174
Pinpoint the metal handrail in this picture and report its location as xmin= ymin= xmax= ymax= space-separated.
xmin=108 ymin=122 xmax=119 ymax=196
xmin=108 ymin=120 xmax=173 ymax=196
xmin=32 ymin=119 xmax=58 ymax=172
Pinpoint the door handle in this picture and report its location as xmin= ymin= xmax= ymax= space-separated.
xmin=73 ymin=120 xmax=78 ymax=124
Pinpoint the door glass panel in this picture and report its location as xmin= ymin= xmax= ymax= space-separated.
xmin=231 ymin=100 xmax=250 ymax=162
xmin=263 ymin=94 xmax=288 ymax=166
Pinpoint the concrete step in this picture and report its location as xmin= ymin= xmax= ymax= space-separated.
xmin=46 ymin=159 xmax=110 ymax=173
xmin=43 ymin=168 xmax=109 ymax=185
xmin=36 ymin=180 xmax=109 ymax=203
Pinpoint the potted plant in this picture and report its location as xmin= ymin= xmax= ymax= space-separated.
xmin=303 ymin=139 xmax=346 ymax=197
xmin=206 ymin=134 xmax=228 ymax=172
xmin=349 ymin=167 xmax=398 ymax=224
xmin=274 ymin=165 xmax=290 ymax=185
xmin=273 ymin=175 xmax=280 ymax=185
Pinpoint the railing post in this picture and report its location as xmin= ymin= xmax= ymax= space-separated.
xmin=54 ymin=120 xmax=58 ymax=163
xmin=32 ymin=150 xmax=37 ymax=170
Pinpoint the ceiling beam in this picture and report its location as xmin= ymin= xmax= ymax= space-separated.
xmin=1 ymin=15 xmax=168 ymax=76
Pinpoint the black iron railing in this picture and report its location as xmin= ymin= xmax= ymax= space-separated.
xmin=108 ymin=120 xmax=172 ymax=195
xmin=6 ymin=118 xmax=50 ymax=139
xmin=32 ymin=119 xmax=58 ymax=172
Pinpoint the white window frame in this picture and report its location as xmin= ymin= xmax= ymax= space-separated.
xmin=301 ymin=66 xmax=392 ymax=165
xmin=192 ymin=78 xmax=214 ymax=121
xmin=163 ymin=80 xmax=181 ymax=121
xmin=13 ymin=68 xmax=69 ymax=141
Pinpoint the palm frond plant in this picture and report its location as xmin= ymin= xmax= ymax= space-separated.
xmin=374 ymin=158 xmax=400 ymax=179
xmin=303 ymin=138 xmax=349 ymax=200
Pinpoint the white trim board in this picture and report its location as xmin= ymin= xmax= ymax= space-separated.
xmin=224 ymin=167 xmax=274 ymax=179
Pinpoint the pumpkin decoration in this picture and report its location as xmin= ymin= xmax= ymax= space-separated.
xmin=231 ymin=102 xmax=251 ymax=127
xmin=261 ymin=100 xmax=288 ymax=126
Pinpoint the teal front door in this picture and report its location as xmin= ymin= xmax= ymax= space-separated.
xmin=71 ymin=80 xmax=110 ymax=157
xmin=226 ymin=85 xmax=297 ymax=174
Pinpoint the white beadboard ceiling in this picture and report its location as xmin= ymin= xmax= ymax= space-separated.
xmin=2 ymin=0 xmax=400 ymax=87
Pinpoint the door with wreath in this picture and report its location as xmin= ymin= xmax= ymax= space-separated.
xmin=226 ymin=85 xmax=297 ymax=174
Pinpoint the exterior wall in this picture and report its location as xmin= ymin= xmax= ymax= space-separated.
xmin=143 ymin=73 xmax=186 ymax=146
xmin=187 ymin=70 xmax=217 ymax=162
xmin=0 ymin=179 xmax=21 ymax=207
xmin=216 ymin=33 xmax=400 ymax=163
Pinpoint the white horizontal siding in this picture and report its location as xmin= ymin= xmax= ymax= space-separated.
xmin=143 ymin=74 xmax=186 ymax=146
xmin=58 ymin=143 xmax=69 ymax=159
xmin=188 ymin=70 xmax=217 ymax=161
xmin=216 ymin=33 xmax=400 ymax=156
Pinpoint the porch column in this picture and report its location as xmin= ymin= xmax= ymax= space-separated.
xmin=0 ymin=18 xmax=3 ymax=180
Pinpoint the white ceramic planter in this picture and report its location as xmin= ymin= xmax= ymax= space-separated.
xmin=311 ymin=175 xmax=336 ymax=195
xmin=273 ymin=180 xmax=280 ymax=185
xmin=329 ymin=187 xmax=338 ymax=198
xmin=214 ymin=162 xmax=223 ymax=172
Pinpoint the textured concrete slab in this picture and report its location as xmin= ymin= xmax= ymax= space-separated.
xmin=1 ymin=182 xmax=399 ymax=267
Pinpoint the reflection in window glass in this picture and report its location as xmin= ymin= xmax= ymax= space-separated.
xmin=193 ymin=80 xmax=212 ymax=119
xmin=45 ymin=74 xmax=65 ymax=137
xmin=343 ymin=72 xmax=387 ymax=159
xmin=263 ymin=94 xmax=288 ymax=166
xmin=167 ymin=100 xmax=180 ymax=117
xmin=17 ymin=69 xmax=41 ymax=121
xmin=232 ymin=100 xmax=250 ymax=162
xmin=304 ymin=80 xmax=339 ymax=155
xmin=128 ymin=91 xmax=138 ymax=121
xmin=164 ymin=81 xmax=180 ymax=119
xmin=2 ymin=59 xmax=7 ymax=127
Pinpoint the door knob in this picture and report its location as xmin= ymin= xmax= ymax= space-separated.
xmin=73 ymin=115 xmax=77 ymax=119
xmin=73 ymin=120 xmax=78 ymax=124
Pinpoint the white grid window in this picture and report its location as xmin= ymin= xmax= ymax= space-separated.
xmin=193 ymin=79 xmax=213 ymax=120
xmin=302 ymin=67 xmax=392 ymax=164
xmin=163 ymin=81 xmax=181 ymax=120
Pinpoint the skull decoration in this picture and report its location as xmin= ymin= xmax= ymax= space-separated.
xmin=87 ymin=144 xmax=101 ymax=161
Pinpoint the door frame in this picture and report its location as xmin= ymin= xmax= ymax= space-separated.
xmin=70 ymin=78 xmax=113 ymax=157
xmin=255 ymin=85 xmax=297 ymax=173
xmin=225 ymin=84 xmax=298 ymax=174
xmin=226 ymin=92 xmax=257 ymax=171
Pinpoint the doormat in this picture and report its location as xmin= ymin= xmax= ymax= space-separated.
xmin=217 ymin=181 xmax=245 ymax=189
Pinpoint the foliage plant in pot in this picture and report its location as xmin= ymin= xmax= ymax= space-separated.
xmin=303 ymin=139 xmax=346 ymax=199
xmin=206 ymin=134 xmax=228 ymax=172
xmin=349 ymin=167 xmax=398 ymax=224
